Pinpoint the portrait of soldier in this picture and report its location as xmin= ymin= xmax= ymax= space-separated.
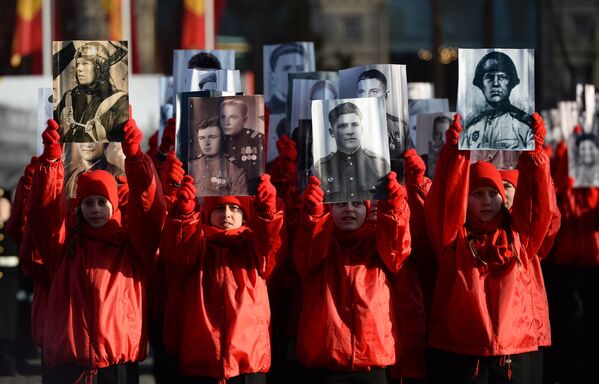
xmin=220 ymin=98 xmax=264 ymax=192
xmin=427 ymin=115 xmax=452 ymax=177
xmin=266 ymin=43 xmax=306 ymax=114
xmin=64 ymin=142 xmax=125 ymax=198
xmin=460 ymin=51 xmax=534 ymax=150
xmin=355 ymin=69 xmax=413 ymax=158
xmin=315 ymin=102 xmax=389 ymax=202
xmin=187 ymin=51 xmax=222 ymax=70
xmin=188 ymin=117 xmax=247 ymax=196
xmin=573 ymin=133 xmax=599 ymax=187
xmin=55 ymin=41 xmax=129 ymax=143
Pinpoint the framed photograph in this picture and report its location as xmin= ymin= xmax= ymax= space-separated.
xmin=53 ymin=40 xmax=129 ymax=143
xmin=339 ymin=64 xmax=411 ymax=160
xmin=458 ymin=48 xmax=535 ymax=151
xmin=415 ymin=112 xmax=454 ymax=178
xmin=187 ymin=95 xmax=265 ymax=196
xmin=263 ymin=42 xmax=316 ymax=162
xmin=62 ymin=142 xmax=125 ymax=199
xmin=311 ymin=97 xmax=390 ymax=203
xmin=568 ymin=131 xmax=599 ymax=187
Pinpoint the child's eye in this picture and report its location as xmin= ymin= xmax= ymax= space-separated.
xmin=489 ymin=191 xmax=498 ymax=197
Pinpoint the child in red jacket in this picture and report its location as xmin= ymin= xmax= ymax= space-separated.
xmin=160 ymin=173 xmax=284 ymax=384
xmin=293 ymin=173 xmax=411 ymax=384
xmin=27 ymin=118 xmax=166 ymax=383
xmin=424 ymin=114 xmax=554 ymax=383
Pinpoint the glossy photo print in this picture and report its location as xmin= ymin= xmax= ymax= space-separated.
xmin=53 ymin=40 xmax=129 ymax=143
xmin=187 ymin=95 xmax=265 ymax=196
xmin=311 ymin=97 xmax=390 ymax=203
xmin=458 ymin=48 xmax=535 ymax=151
xmin=415 ymin=112 xmax=455 ymax=179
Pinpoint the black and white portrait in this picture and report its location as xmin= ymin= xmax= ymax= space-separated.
xmin=576 ymin=84 xmax=595 ymax=133
xmin=63 ymin=142 xmax=125 ymax=199
xmin=408 ymin=99 xmax=450 ymax=146
xmin=458 ymin=48 xmax=535 ymax=151
xmin=569 ymin=132 xmax=599 ymax=187
xmin=187 ymin=95 xmax=265 ymax=196
xmin=174 ymin=50 xmax=235 ymax=98
xmin=263 ymin=42 xmax=315 ymax=162
xmin=312 ymin=98 xmax=390 ymax=203
xmin=339 ymin=64 xmax=411 ymax=161
xmin=53 ymin=40 xmax=129 ymax=143
xmin=416 ymin=112 xmax=454 ymax=179
xmin=558 ymin=101 xmax=578 ymax=141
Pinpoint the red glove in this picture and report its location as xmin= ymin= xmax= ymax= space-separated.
xmin=403 ymin=149 xmax=426 ymax=184
xmin=531 ymin=112 xmax=546 ymax=153
xmin=42 ymin=119 xmax=62 ymax=160
xmin=302 ymin=176 xmax=324 ymax=216
xmin=116 ymin=175 xmax=129 ymax=207
xmin=176 ymin=175 xmax=196 ymax=215
xmin=383 ymin=171 xmax=407 ymax=209
xmin=159 ymin=118 xmax=176 ymax=154
xmin=122 ymin=118 xmax=143 ymax=158
xmin=276 ymin=134 xmax=298 ymax=162
xmin=446 ymin=114 xmax=462 ymax=146
xmin=256 ymin=174 xmax=277 ymax=215
xmin=164 ymin=151 xmax=184 ymax=185
xmin=574 ymin=125 xmax=583 ymax=135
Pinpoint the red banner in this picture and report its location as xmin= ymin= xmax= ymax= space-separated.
xmin=181 ymin=0 xmax=206 ymax=49
xmin=10 ymin=0 xmax=43 ymax=70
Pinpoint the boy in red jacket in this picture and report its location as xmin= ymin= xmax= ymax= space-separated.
xmin=27 ymin=118 xmax=166 ymax=383
xmin=424 ymin=113 xmax=554 ymax=383
xmin=293 ymin=173 xmax=411 ymax=383
xmin=160 ymin=173 xmax=284 ymax=384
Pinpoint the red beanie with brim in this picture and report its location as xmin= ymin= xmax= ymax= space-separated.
xmin=75 ymin=170 xmax=119 ymax=210
xmin=469 ymin=161 xmax=505 ymax=201
xmin=499 ymin=169 xmax=519 ymax=189
xmin=204 ymin=196 xmax=251 ymax=220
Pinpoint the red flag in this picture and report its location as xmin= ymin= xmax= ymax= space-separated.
xmin=181 ymin=0 xmax=206 ymax=49
xmin=101 ymin=0 xmax=123 ymax=40
xmin=10 ymin=0 xmax=43 ymax=70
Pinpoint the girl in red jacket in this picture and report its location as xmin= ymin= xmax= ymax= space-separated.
xmin=293 ymin=173 xmax=411 ymax=384
xmin=160 ymin=173 xmax=284 ymax=384
xmin=424 ymin=114 xmax=554 ymax=383
xmin=28 ymin=118 xmax=166 ymax=383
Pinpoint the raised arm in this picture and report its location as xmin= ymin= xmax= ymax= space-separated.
xmin=6 ymin=157 xmax=37 ymax=244
xmin=376 ymin=172 xmax=411 ymax=273
xmin=121 ymin=118 xmax=167 ymax=267
xmin=512 ymin=113 xmax=556 ymax=257
xmin=160 ymin=175 xmax=203 ymax=277
xmin=251 ymin=174 xmax=285 ymax=279
xmin=26 ymin=120 xmax=67 ymax=271
xmin=292 ymin=176 xmax=333 ymax=279
xmin=424 ymin=115 xmax=470 ymax=255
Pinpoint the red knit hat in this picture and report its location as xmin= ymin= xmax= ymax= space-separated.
xmin=204 ymin=196 xmax=251 ymax=220
xmin=75 ymin=170 xmax=119 ymax=211
xmin=499 ymin=169 xmax=519 ymax=189
xmin=469 ymin=161 xmax=505 ymax=201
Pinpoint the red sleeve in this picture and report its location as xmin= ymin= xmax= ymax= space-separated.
xmin=160 ymin=209 xmax=203 ymax=278
xmin=424 ymin=144 xmax=470 ymax=256
xmin=537 ymin=204 xmax=561 ymax=260
xmin=552 ymin=141 xmax=569 ymax=195
xmin=125 ymin=153 xmax=167 ymax=267
xmin=6 ymin=175 xmax=31 ymax=244
xmin=292 ymin=211 xmax=333 ymax=280
xmin=250 ymin=198 xmax=286 ymax=280
xmin=512 ymin=150 xmax=556 ymax=258
xmin=376 ymin=198 xmax=411 ymax=273
xmin=26 ymin=158 xmax=67 ymax=272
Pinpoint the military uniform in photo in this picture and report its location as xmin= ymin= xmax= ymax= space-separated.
xmin=461 ymin=105 xmax=533 ymax=149
xmin=315 ymin=148 xmax=389 ymax=202
xmin=223 ymin=128 xmax=264 ymax=192
xmin=189 ymin=155 xmax=247 ymax=196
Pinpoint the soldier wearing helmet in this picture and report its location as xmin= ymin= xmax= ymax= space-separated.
xmin=461 ymin=51 xmax=533 ymax=150
xmin=56 ymin=41 xmax=129 ymax=143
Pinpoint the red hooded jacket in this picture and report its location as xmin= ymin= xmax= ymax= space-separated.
xmin=160 ymin=200 xmax=285 ymax=380
xmin=424 ymin=143 xmax=555 ymax=356
xmin=293 ymin=199 xmax=411 ymax=371
xmin=27 ymin=153 xmax=166 ymax=368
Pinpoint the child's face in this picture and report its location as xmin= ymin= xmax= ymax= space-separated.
xmin=468 ymin=187 xmax=503 ymax=222
xmin=209 ymin=204 xmax=244 ymax=230
xmin=331 ymin=201 xmax=367 ymax=231
xmin=502 ymin=181 xmax=516 ymax=210
xmin=80 ymin=194 xmax=113 ymax=228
